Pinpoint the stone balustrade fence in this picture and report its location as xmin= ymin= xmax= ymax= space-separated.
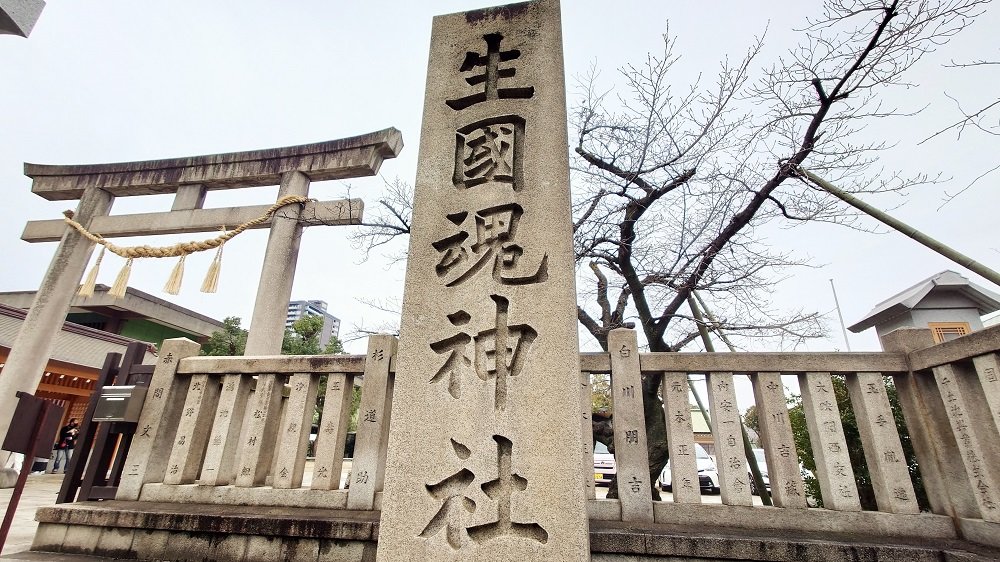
xmin=113 ymin=326 xmax=999 ymax=548
xmin=116 ymin=334 xmax=396 ymax=512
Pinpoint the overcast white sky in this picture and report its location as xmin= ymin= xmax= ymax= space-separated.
xmin=1 ymin=1 xmax=997 ymax=358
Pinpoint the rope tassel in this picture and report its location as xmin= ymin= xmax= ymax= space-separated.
xmin=58 ymin=195 xmax=309 ymax=298
xmin=201 ymin=244 xmax=223 ymax=293
xmin=109 ymin=258 xmax=133 ymax=299
xmin=164 ymin=254 xmax=187 ymax=295
xmin=78 ymin=247 xmax=105 ymax=298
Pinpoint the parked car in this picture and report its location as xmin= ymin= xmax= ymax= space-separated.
xmin=748 ymin=447 xmax=814 ymax=498
xmin=657 ymin=443 xmax=720 ymax=494
xmin=593 ymin=441 xmax=616 ymax=486
xmin=749 ymin=447 xmax=770 ymax=495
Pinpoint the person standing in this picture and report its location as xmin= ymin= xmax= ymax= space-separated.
xmin=52 ymin=418 xmax=79 ymax=473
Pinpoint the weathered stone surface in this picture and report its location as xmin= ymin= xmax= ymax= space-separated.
xmin=273 ymin=372 xmax=319 ymax=489
xmin=24 ymin=127 xmax=402 ymax=200
xmin=177 ymin=354 xmax=368 ymax=375
xmin=347 ymin=335 xmax=396 ymax=510
xmin=0 ymin=187 xmax=112 ymax=443
xmin=662 ymin=372 xmax=700 ymax=504
xmin=164 ymin=373 xmax=219 ymax=485
xmin=117 ymin=337 xmax=200 ymax=500
xmin=0 ymin=0 xmax=45 ymax=38
xmin=971 ymin=353 xmax=1000 ymax=440
xmin=633 ymin=352 xmax=907 ymax=374
xmin=957 ymin=518 xmax=1000 ymax=549
xmin=752 ymin=373 xmax=806 ymax=508
xmin=378 ymin=1 xmax=589 ymax=559
xmin=30 ymin=499 xmax=1000 ymax=561
xmin=281 ymin=536 xmax=320 ymax=562
xmin=706 ymin=372 xmax=752 ymax=506
xmin=132 ymin=529 xmax=171 ymax=560
xmin=648 ymin=501 xmax=957 ymax=540
xmin=35 ymin=501 xmax=380 ymax=540
xmin=95 ymin=526 xmax=135 ymax=558
xmin=208 ymin=533 xmax=250 ymax=562
xmin=590 ymin=519 xmax=969 ymax=561
xmin=609 ymin=329 xmax=653 ymax=521
xmin=313 ymin=373 xmax=355 ymax=491
xmin=171 ymin=183 xmax=207 ymax=211
xmin=883 ymin=328 xmax=980 ymax=518
xmin=30 ymin=522 xmax=68 ymax=552
xmin=846 ymin=371 xmax=919 ymax=514
xmin=318 ymin=539 xmax=371 ymax=562
xmin=798 ymin=372 xmax=860 ymax=512
xmin=587 ymin=499 xmax=622 ymax=521
xmin=0 ymin=467 xmax=17 ymax=488
xmin=160 ymin=531 xmax=215 ymax=561
xmin=909 ymin=324 xmax=1000 ymax=372
xmin=933 ymin=363 xmax=1000 ymax=522
xmin=59 ymin=524 xmax=100 ymax=554
xmin=138 ymin=482 xmax=349 ymax=510
xmin=245 ymin=535 xmax=283 ymax=562
xmin=22 ymin=197 xmax=364 ymax=242
xmin=580 ymin=369 xmax=597 ymax=500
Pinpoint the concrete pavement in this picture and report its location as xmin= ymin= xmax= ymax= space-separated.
xmin=0 ymin=461 xmax=354 ymax=560
xmin=0 ymin=472 xmax=110 ymax=560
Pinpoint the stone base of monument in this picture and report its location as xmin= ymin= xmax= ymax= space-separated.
xmin=31 ymin=501 xmax=379 ymax=561
xmin=30 ymin=502 xmax=1000 ymax=561
xmin=0 ymin=467 xmax=18 ymax=488
xmin=588 ymin=521 xmax=1000 ymax=562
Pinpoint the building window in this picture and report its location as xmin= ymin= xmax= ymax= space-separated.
xmin=928 ymin=322 xmax=971 ymax=344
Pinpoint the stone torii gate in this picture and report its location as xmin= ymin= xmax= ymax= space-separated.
xmin=0 ymin=128 xmax=402 ymax=444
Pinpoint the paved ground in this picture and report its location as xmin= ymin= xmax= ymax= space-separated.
xmin=0 ymin=472 xmax=108 ymax=560
xmin=0 ymin=461 xmax=354 ymax=560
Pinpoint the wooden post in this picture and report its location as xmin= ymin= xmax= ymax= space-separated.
xmin=0 ymin=394 xmax=61 ymax=551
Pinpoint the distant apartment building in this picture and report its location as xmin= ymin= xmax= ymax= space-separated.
xmin=286 ymin=300 xmax=341 ymax=347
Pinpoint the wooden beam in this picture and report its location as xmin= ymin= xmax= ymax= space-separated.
xmin=37 ymin=382 xmax=92 ymax=397
xmin=22 ymin=198 xmax=363 ymax=242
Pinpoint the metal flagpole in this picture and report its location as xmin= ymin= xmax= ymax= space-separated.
xmin=829 ymin=279 xmax=852 ymax=352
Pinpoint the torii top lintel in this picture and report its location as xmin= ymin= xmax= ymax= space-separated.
xmin=24 ymin=127 xmax=403 ymax=201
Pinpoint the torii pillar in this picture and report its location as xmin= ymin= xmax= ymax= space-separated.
xmin=0 ymin=129 xmax=402 ymax=445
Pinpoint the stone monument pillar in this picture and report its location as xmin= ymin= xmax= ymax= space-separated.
xmin=378 ymin=1 xmax=589 ymax=559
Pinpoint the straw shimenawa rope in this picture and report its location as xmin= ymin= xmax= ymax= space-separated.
xmin=65 ymin=195 xmax=311 ymax=298
xmin=63 ymin=195 xmax=311 ymax=259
